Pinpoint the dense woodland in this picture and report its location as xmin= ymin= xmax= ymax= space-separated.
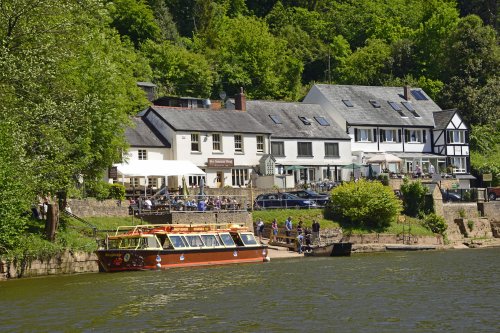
xmin=0 ymin=0 xmax=499 ymax=251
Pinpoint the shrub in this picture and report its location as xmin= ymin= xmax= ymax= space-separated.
xmin=326 ymin=179 xmax=402 ymax=230
xmin=467 ymin=220 xmax=474 ymax=231
xmin=86 ymin=181 xmax=111 ymax=201
xmin=400 ymin=179 xmax=428 ymax=217
xmin=423 ymin=213 xmax=447 ymax=235
xmin=108 ymin=183 xmax=125 ymax=200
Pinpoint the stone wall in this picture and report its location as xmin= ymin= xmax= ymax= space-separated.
xmin=0 ymin=251 xmax=99 ymax=280
xmin=453 ymin=218 xmax=493 ymax=239
xmin=69 ymin=198 xmax=129 ymax=217
xmin=342 ymin=233 xmax=443 ymax=245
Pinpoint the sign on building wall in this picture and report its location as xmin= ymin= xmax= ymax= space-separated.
xmin=207 ymin=158 xmax=234 ymax=168
xmin=483 ymin=173 xmax=492 ymax=182
xmin=108 ymin=166 xmax=118 ymax=180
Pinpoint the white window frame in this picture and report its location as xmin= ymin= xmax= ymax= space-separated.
xmin=451 ymin=157 xmax=466 ymax=173
xmin=382 ymin=129 xmax=398 ymax=143
xmin=191 ymin=133 xmax=200 ymax=152
xmin=138 ymin=149 xmax=147 ymax=160
xmin=448 ymin=130 xmax=465 ymax=144
xmin=234 ymin=134 xmax=243 ymax=153
xmin=408 ymin=130 xmax=422 ymax=143
xmin=212 ymin=133 xmax=221 ymax=152
xmin=232 ymin=168 xmax=249 ymax=186
xmin=359 ymin=129 xmax=372 ymax=142
xmin=148 ymin=177 xmax=158 ymax=188
xmin=256 ymin=135 xmax=264 ymax=153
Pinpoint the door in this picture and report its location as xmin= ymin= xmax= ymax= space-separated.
xmin=215 ymin=171 xmax=223 ymax=188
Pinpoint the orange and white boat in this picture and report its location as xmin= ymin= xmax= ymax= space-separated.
xmin=96 ymin=223 xmax=269 ymax=272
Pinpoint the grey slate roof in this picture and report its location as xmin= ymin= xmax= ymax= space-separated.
xmin=311 ymin=84 xmax=441 ymax=127
xmin=148 ymin=106 xmax=270 ymax=134
xmin=433 ymin=110 xmax=456 ymax=130
xmin=246 ymin=100 xmax=350 ymax=140
xmin=126 ymin=117 xmax=171 ymax=148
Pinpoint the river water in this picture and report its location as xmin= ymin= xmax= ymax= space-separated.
xmin=1 ymin=248 xmax=499 ymax=333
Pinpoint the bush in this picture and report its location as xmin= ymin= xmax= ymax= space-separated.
xmin=423 ymin=213 xmax=447 ymax=235
xmin=326 ymin=179 xmax=402 ymax=230
xmin=108 ymin=183 xmax=125 ymax=200
xmin=400 ymin=179 xmax=428 ymax=217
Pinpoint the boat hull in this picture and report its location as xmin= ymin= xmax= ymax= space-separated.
xmin=96 ymin=246 xmax=269 ymax=272
xmin=304 ymin=242 xmax=352 ymax=257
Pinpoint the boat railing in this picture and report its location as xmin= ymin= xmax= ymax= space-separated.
xmin=113 ymin=222 xmax=248 ymax=236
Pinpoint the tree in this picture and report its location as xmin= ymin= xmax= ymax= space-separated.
xmin=108 ymin=0 xmax=162 ymax=47
xmin=400 ymin=179 xmax=428 ymax=217
xmin=326 ymin=179 xmax=402 ymax=230
xmin=141 ymin=40 xmax=214 ymax=97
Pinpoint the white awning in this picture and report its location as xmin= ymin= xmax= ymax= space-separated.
xmin=114 ymin=160 xmax=205 ymax=177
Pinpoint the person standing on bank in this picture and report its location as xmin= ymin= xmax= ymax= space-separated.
xmin=271 ymin=218 xmax=278 ymax=242
xmin=312 ymin=219 xmax=320 ymax=244
xmin=285 ymin=217 xmax=292 ymax=244
xmin=256 ymin=218 xmax=265 ymax=242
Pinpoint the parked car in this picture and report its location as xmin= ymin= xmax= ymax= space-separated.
xmin=286 ymin=189 xmax=330 ymax=206
xmin=441 ymin=189 xmax=461 ymax=202
xmin=254 ymin=193 xmax=318 ymax=209
xmin=487 ymin=187 xmax=500 ymax=201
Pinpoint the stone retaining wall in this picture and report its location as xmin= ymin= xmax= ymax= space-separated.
xmin=69 ymin=198 xmax=129 ymax=217
xmin=0 ymin=251 xmax=99 ymax=280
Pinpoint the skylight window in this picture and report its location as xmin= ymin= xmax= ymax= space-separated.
xmin=342 ymin=99 xmax=354 ymax=107
xmin=402 ymin=101 xmax=421 ymax=117
xmin=314 ymin=116 xmax=330 ymax=126
xmin=269 ymin=115 xmax=282 ymax=124
xmin=298 ymin=116 xmax=311 ymax=125
xmin=388 ymin=101 xmax=406 ymax=117
xmin=411 ymin=90 xmax=428 ymax=100
xmin=369 ymin=100 xmax=381 ymax=108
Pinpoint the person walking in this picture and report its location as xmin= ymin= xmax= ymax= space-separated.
xmin=271 ymin=218 xmax=278 ymax=242
xmin=285 ymin=217 xmax=292 ymax=244
xmin=256 ymin=218 xmax=265 ymax=242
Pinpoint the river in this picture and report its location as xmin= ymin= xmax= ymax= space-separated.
xmin=1 ymin=248 xmax=499 ymax=332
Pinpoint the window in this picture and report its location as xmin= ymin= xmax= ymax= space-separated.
xmin=354 ymin=128 xmax=373 ymax=142
xmin=232 ymin=168 xmax=249 ymax=186
xmin=271 ymin=141 xmax=284 ymax=156
xmin=402 ymin=101 xmax=420 ymax=117
xmin=298 ymin=116 xmax=311 ymax=125
xmin=447 ymin=130 xmax=465 ymax=144
xmin=297 ymin=142 xmax=313 ymax=157
xmin=148 ymin=177 xmax=158 ymax=188
xmin=188 ymin=175 xmax=205 ymax=186
xmin=234 ymin=134 xmax=243 ymax=152
xmin=191 ymin=133 xmax=200 ymax=152
xmin=342 ymin=99 xmax=353 ymax=107
xmin=411 ymin=90 xmax=428 ymax=100
xmin=138 ymin=149 xmax=147 ymax=160
xmin=388 ymin=101 xmax=406 ymax=116
xmin=380 ymin=129 xmax=398 ymax=143
xmin=405 ymin=129 xmax=424 ymax=143
xmin=131 ymin=177 xmax=140 ymax=187
xmin=325 ymin=143 xmax=339 ymax=157
xmin=212 ymin=133 xmax=221 ymax=151
xmin=314 ymin=116 xmax=330 ymax=126
xmin=256 ymin=135 xmax=264 ymax=153
xmin=269 ymin=115 xmax=282 ymax=124
xmin=369 ymin=100 xmax=381 ymax=108
xmin=450 ymin=157 xmax=466 ymax=173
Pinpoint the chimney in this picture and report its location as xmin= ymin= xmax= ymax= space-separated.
xmin=235 ymin=87 xmax=246 ymax=111
xmin=404 ymin=86 xmax=411 ymax=101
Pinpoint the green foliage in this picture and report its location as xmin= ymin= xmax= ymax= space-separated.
xmin=400 ymin=179 xmax=428 ymax=217
xmin=326 ymin=179 xmax=402 ymax=230
xmin=467 ymin=220 xmax=474 ymax=231
xmin=251 ymin=209 xmax=338 ymax=229
xmin=422 ymin=213 xmax=447 ymax=235
xmin=109 ymin=184 xmax=126 ymax=200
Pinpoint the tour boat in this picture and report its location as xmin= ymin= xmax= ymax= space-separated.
xmin=96 ymin=223 xmax=270 ymax=272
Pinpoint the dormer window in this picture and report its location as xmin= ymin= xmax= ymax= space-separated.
xmin=269 ymin=115 xmax=282 ymax=124
xmin=298 ymin=116 xmax=311 ymax=125
xmin=402 ymin=101 xmax=421 ymax=117
xmin=314 ymin=116 xmax=330 ymax=126
xmin=388 ymin=101 xmax=406 ymax=117
xmin=342 ymin=99 xmax=354 ymax=107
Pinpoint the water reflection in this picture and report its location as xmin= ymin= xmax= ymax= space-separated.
xmin=1 ymin=248 xmax=499 ymax=332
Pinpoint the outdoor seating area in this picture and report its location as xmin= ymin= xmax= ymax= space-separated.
xmin=128 ymin=195 xmax=246 ymax=215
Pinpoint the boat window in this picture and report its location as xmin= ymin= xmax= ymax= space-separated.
xmin=239 ymin=233 xmax=258 ymax=246
xmin=119 ymin=237 xmax=141 ymax=249
xmin=219 ymin=233 xmax=236 ymax=247
xmin=200 ymin=234 xmax=221 ymax=247
xmin=184 ymin=235 xmax=205 ymax=247
xmin=168 ymin=235 xmax=188 ymax=248
xmin=144 ymin=236 xmax=161 ymax=249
